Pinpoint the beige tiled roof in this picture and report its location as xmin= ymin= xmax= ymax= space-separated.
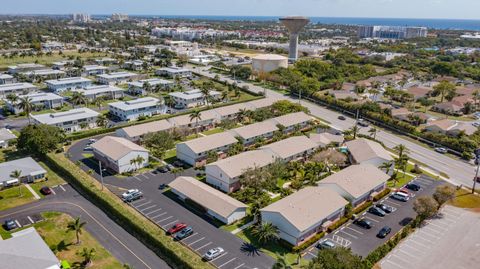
xmin=269 ymin=112 xmax=312 ymax=128
xmin=229 ymin=121 xmax=278 ymax=140
xmin=169 ymin=176 xmax=247 ymax=219
xmin=246 ymin=98 xmax=275 ymax=109
xmin=179 ymin=132 xmax=238 ymax=154
xmin=345 ymin=138 xmax=393 ymax=163
xmin=261 ymin=136 xmax=318 ymax=159
xmin=168 ymin=110 xmax=219 ymax=127
xmin=309 ymin=133 xmax=344 ymax=146
xmin=319 ymin=164 xmax=389 ymax=198
xmin=213 ymin=103 xmax=252 ymax=117
xmin=91 ymin=136 xmax=148 ymax=161
xmin=261 ymin=187 xmax=348 ymax=232
xmin=120 ymin=119 xmax=173 ymax=138
xmin=207 ymin=150 xmax=276 ymax=178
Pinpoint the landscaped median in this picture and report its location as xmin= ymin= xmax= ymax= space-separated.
xmin=44 ymin=152 xmax=215 ymax=269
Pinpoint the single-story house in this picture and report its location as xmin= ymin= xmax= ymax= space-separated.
xmin=176 ymin=132 xmax=238 ymax=166
xmin=245 ymin=98 xmax=276 ymax=110
xmin=406 ymin=86 xmax=432 ymax=100
xmin=45 ymin=77 xmax=92 ymax=92
xmin=116 ymin=119 xmax=173 ymax=142
xmin=260 ymin=135 xmax=318 ymax=162
xmin=91 ymin=136 xmax=149 ymax=174
xmin=268 ymin=112 xmax=312 ymax=132
xmin=261 ymin=187 xmax=348 ymax=246
xmin=211 ymin=102 xmax=252 ymax=121
xmin=169 ymin=176 xmax=247 ymax=224
xmin=0 ymin=73 xmax=15 ymax=84
xmin=345 ymin=138 xmax=393 ymax=167
xmin=432 ymin=101 xmax=465 ymax=116
xmin=424 ymin=119 xmax=478 ymax=136
xmin=0 ymin=157 xmax=47 ymax=187
xmin=308 ymin=133 xmax=344 ymax=147
xmin=0 ymin=128 xmax=17 ymax=148
xmin=83 ymin=64 xmax=108 ymax=75
xmin=329 ymin=90 xmax=359 ymax=100
xmin=318 ymin=164 xmax=389 ymax=207
xmin=228 ymin=120 xmax=279 ymax=145
xmin=205 ymin=150 xmax=276 ymax=193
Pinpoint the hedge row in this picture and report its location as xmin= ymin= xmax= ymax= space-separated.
xmin=292 ymin=232 xmax=326 ymax=253
xmin=327 ymin=216 xmax=350 ymax=233
xmin=44 ymin=152 xmax=213 ymax=269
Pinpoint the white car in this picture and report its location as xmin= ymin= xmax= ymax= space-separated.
xmin=203 ymin=247 xmax=224 ymax=261
xmin=122 ymin=189 xmax=140 ymax=199
xmin=434 ymin=147 xmax=447 ymax=154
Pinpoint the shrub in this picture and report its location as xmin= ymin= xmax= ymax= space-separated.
xmin=352 ymin=201 xmax=373 ymax=215
xmin=373 ymin=188 xmax=391 ymax=202
xmin=327 ymin=216 xmax=349 ymax=233
xmin=292 ymin=232 xmax=325 ymax=253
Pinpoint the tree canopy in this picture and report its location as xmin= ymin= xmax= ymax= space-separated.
xmin=17 ymin=124 xmax=65 ymax=155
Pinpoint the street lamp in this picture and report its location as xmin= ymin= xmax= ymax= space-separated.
xmin=473 ymin=149 xmax=480 ymax=193
xmin=98 ymin=160 xmax=104 ymax=191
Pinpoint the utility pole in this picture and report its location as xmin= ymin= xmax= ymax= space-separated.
xmin=98 ymin=160 xmax=104 ymax=191
xmin=473 ymin=154 xmax=480 ymax=194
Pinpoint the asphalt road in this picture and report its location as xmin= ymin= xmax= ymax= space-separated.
xmin=0 ymin=183 xmax=171 ymax=269
xmin=68 ymin=139 xmax=276 ymax=269
xmin=190 ymin=65 xmax=478 ymax=190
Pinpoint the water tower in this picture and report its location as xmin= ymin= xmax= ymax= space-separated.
xmin=279 ymin=16 xmax=310 ymax=62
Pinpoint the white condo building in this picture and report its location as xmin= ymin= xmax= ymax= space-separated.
xmin=108 ymin=97 xmax=162 ymax=121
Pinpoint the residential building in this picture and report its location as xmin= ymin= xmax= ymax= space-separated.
xmin=8 ymin=63 xmax=46 ymax=74
xmin=212 ymin=102 xmax=252 ymax=121
xmin=167 ymin=109 xmax=219 ymax=129
xmin=0 ymin=157 xmax=47 ymax=186
xmin=406 ymin=86 xmax=432 ymax=100
xmin=268 ymin=112 xmax=312 ymax=132
xmin=22 ymin=69 xmax=65 ymax=81
xmin=246 ymin=98 xmax=276 ymax=109
xmin=205 ymin=150 xmax=276 ymax=192
xmin=358 ymin=25 xmax=427 ymax=39
xmin=309 ymin=133 xmax=344 ymax=147
xmin=176 ymin=132 xmax=238 ymax=166
xmin=261 ymin=135 xmax=319 ymax=162
xmin=155 ymin=67 xmax=192 ymax=78
xmin=123 ymin=60 xmax=144 ymax=71
xmin=95 ymin=57 xmax=118 ymax=65
xmin=83 ymin=65 xmax=108 ymax=75
xmin=0 ymin=82 xmax=37 ymax=98
xmin=72 ymin=13 xmax=91 ymax=23
xmin=432 ymin=101 xmax=464 ymax=116
xmin=169 ymin=176 xmax=247 ymax=224
xmin=0 ymin=128 xmax=16 ymax=148
xmin=112 ymin=13 xmax=129 ymax=22
xmin=116 ymin=119 xmax=173 ymax=142
xmin=345 ymin=138 xmax=393 ymax=167
xmin=318 ymin=164 xmax=389 ymax=207
xmin=128 ymin=78 xmax=173 ymax=95
xmin=169 ymin=89 xmax=221 ymax=109
xmin=72 ymin=85 xmax=124 ymax=100
xmin=229 ymin=120 xmax=279 ymax=145
xmin=425 ymin=119 xmax=478 ymax=136
xmin=45 ymin=77 xmax=92 ymax=92
xmin=51 ymin=60 xmax=74 ymax=70
xmin=0 ymin=74 xmax=14 ymax=84
xmin=6 ymin=92 xmax=63 ymax=114
xmin=92 ymin=136 xmax=149 ymax=174
xmin=31 ymin=107 xmax=100 ymax=133
xmin=261 ymin=187 xmax=348 ymax=245
xmin=108 ymin=97 xmax=162 ymax=121
xmin=0 ymin=227 xmax=60 ymax=269
xmin=97 ymin=71 xmax=138 ymax=85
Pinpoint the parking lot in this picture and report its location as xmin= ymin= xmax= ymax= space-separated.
xmin=380 ymin=205 xmax=479 ymax=269
xmin=304 ymin=175 xmax=443 ymax=259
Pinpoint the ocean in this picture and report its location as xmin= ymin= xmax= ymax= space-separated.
xmin=145 ymin=15 xmax=480 ymax=31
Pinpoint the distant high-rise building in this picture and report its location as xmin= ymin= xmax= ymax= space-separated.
xmin=358 ymin=25 xmax=427 ymax=39
xmin=112 ymin=13 xmax=129 ymax=22
xmin=72 ymin=13 xmax=90 ymax=23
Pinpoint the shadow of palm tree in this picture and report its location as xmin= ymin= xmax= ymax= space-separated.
xmin=240 ymin=242 xmax=262 ymax=256
xmin=56 ymin=239 xmax=72 ymax=252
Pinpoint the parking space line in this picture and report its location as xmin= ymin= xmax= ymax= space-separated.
xmin=339 ymin=230 xmax=358 ymax=239
xmin=210 ymin=252 xmax=228 ymax=262
xmin=150 ymin=212 xmax=167 ymax=219
xmin=384 ymin=200 xmax=402 ymax=207
xmin=162 ymin=219 xmax=179 ymax=228
xmin=59 ymin=184 xmax=66 ymax=191
xmin=50 ymin=188 xmax=57 ymax=195
xmin=188 ymin=236 xmax=205 ymax=246
xmin=157 ymin=216 xmax=173 ymax=223
xmin=27 ymin=216 xmax=34 ymax=224
xmin=218 ymin=257 xmax=236 ymax=268
xmin=422 ymin=226 xmax=444 ymax=235
xmin=390 ymin=254 xmax=415 ymax=266
xmin=425 ymin=221 xmax=448 ymax=230
xmin=233 ymin=263 xmax=245 ymax=269
xmin=306 ymin=251 xmax=317 ymax=258
xmin=133 ymin=176 xmax=142 ymax=182
xmin=14 ymin=220 xmax=21 ymax=228
xmin=384 ymin=259 xmax=406 ymax=269
xmin=145 ymin=208 xmax=162 ymax=216
xmin=401 ymin=243 xmax=427 ymax=254
xmin=397 ymin=248 xmax=420 ymax=259
xmin=415 ymin=234 xmax=436 ymax=244
xmin=409 ymin=238 xmax=430 ymax=248
xmin=148 ymin=172 xmax=155 ymax=176
xmin=364 ymin=216 xmax=380 ymax=223
xmin=417 ymin=230 xmax=440 ymax=240
xmin=134 ymin=201 xmax=152 ymax=208
xmin=195 ymin=242 xmax=212 ymax=251
xmin=140 ymin=205 xmax=157 ymax=212
xmin=345 ymin=226 xmax=364 ymax=234
xmin=140 ymin=174 xmax=149 ymax=179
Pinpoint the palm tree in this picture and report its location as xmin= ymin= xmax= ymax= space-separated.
xmin=252 ymin=222 xmax=280 ymax=245
xmin=200 ymin=86 xmax=211 ymax=107
xmin=171 ymin=167 xmax=184 ymax=178
xmin=164 ymin=96 xmax=175 ymax=108
xmin=18 ymin=96 xmax=33 ymax=123
xmin=368 ymin=127 xmax=378 ymax=139
xmin=379 ymin=160 xmax=394 ymax=175
xmin=6 ymin=93 xmax=18 ymax=104
xmin=96 ymin=114 xmax=108 ymax=127
xmin=349 ymin=125 xmax=360 ymax=139
xmin=236 ymin=108 xmax=248 ymax=123
xmin=273 ymin=253 xmax=291 ymax=269
xmin=394 ymin=144 xmax=409 ymax=160
xmin=67 ymin=217 xmax=86 ymax=245
xmin=220 ymin=90 xmax=229 ymax=102
xmin=92 ymin=97 xmax=103 ymax=110
xmin=10 ymin=170 xmax=22 ymax=197
xmin=78 ymin=247 xmax=95 ymax=267
xmin=70 ymin=92 xmax=87 ymax=108
xmin=130 ymin=155 xmax=145 ymax=170
xmin=143 ymin=82 xmax=151 ymax=94
xmin=189 ymin=110 xmax=202 ymax=137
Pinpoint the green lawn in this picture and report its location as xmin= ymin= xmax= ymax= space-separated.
xmin=0 ymin=185 xmax=35 ymax=211
xmin=0 ymin=212 xmax=123 ymax=268
xmin=448 ymin=189 xmax=480 ymax=208
xmin=220 ymin=215 xmax=254 ymax=233
xmin=387 ymin=170 xmax=415 ymax=188
xmin=0 ymin=51 xmax=110 ymax=69
xmin=201 ymin=127 xmax=224 ymax=136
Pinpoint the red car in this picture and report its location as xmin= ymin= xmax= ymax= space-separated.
xmin=397 ymin=188 xmax=411 ymax=196
xmin=167 ymin=223 xmax=187 ymax=235
xmin=40 ymin=186 xmax=52 ymax=195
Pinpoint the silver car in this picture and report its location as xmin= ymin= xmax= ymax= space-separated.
xmin=203 ymin=247 xmax=224 ymax=261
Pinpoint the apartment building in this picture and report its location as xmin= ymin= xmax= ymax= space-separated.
xmin=6 ymin=92 xmax=63 ymax=114
xmin=45 ymin=77 xmax=92 ymax=92
xmin=128 ymin=78 xmax=173 ymax=95
xmin=176 ymin=132 xmax=238 ymax=166
xmin=31 ymin=107 xmax=100 ymax=133
xmin=97 ymin=71 xmax=138 ymax=85
xmin=169 ymin=89 xmax=221 ymax=109
xmin=72 ymin=85 xmax=124 ymax=100
xmin=0 ymin=83 xmax=38 ymax=98
xmin=155 ymin=67 xmax=192 ymax=78
xmin=108 ymin=97 xmax=162 ymax=121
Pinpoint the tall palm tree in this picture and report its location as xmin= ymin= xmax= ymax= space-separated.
xmin=236 ymin=108 xmax=248 ymax=123
xmin=70 ymin=92 xmax=87 ymax=108
xmin=273 ymin=254 xmax=291 ymax=269
xmin=379 ymin=160 xmax=394 ymax=175
xmin=200 ymin=86 xmax=211 ymax=107
xmin=78 ymin=247 xmax=95 ymax=267
xmin=92 ymin=97 xmax=103 ymax=110
xmin=6 ymin=93 xmax=18 ymax=104
xmin=220 ymin=90 xmax=229 ymax=102
xmin=394 ymin=144 xmax=409 ymax=160
xmin=142 ymin=82 xmax=151 ymax=94
xmin=252 ymin=222 xmax=280 ymax=245
xmin=348 ymin=125 xmax=360 ymax=139
xmin=67 ymin=217 xmax=86 ymax=245
xmin=189 ymin=110 xmax=202 ymax=137
xmin=18 ymin=96 xmax=33 ymax=123
xmin=163 ymin=96 xmax=175 ymax=108
xmin=10 ymin=170 xmax=22 ymax=197
xmin=368 ymin=127 xmax=378 ymax=139
xmin=95 ymin=114 xmax=108 ymax=127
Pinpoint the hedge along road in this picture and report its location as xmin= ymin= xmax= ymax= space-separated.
xmin=0 ymin=183 xmax=171 ymax=269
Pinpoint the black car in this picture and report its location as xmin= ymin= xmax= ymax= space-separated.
xmin=338 ymin=115 xmax=346 ymax=120
xmin=353 ymin=218 xmax=373 ymax=229
xmin=377 ymin=226 xmax=392 ymax=238
xmin=376 ymin=203 xmax=393 ymax=213
xmin=173 ymin=160 xmax=187 ymax=168
xmin=159 ymin=184 xmax=166 ymax=190
xmin=4 ymin=219 xmax=17 ymax=231
xmin=175 ymin=226 xmax=193 ymax=240
xmin=405 ymin=183 xmax=421 ymax=191
xmin=368 ymin=206 xmax=386 ymax=217
xmin=156 ymin=166 xmax=169 ymax=173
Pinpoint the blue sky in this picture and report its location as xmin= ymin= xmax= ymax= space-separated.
xmin=1 ymin=0 xmax=479 ymax=20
